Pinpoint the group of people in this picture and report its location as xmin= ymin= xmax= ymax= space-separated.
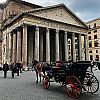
xmin=2 ymin=62 xmax=23 ymax=78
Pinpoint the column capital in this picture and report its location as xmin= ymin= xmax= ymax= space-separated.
xmin=35 ymin=26 xmax=39 ymax=31
xmin=23 ymin=24 xmax=27 ymax=28
xmin=65 ymin=31 xmax=68 ymax=34
xmin=84 ymin=34 xmax=88 ymax=40
xmin=79 ymin=33 xmax=81 ymax=38
xmin=12 ymin=30 xmax=17 ymax=34
xmin=17 ymin=27 xmax=22 ymax=32
xmin=56 ymin=29 xmax=59 ymax=33
xmin=46 ymin=27 xmax=50 ymax=31
xmin=72 ymin=33 xmax=75 ymax=37
xmin=46 ymin=27 xmax=50 ymax=33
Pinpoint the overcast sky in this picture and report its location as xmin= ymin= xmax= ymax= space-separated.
xmin=0 ymin=0 xmax=100 ymax=22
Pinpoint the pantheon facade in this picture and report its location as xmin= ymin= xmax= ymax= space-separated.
xmin=0 ymin=0 xmax=88 ymax=67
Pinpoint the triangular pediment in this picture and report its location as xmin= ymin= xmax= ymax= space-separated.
xmin=27 ymin=4 xmax=87 ymax=28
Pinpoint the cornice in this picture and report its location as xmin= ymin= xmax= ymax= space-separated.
xmin=3 ymin=0 xmax=42 ymax=9
xmin=86 ymin=17 xmax=100 ymax=24
xmin=3 ymin=12 xmax=88 ymax=31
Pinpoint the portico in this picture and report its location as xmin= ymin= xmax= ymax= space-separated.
xmin=2 ymin=4 xmax=88 ymax=67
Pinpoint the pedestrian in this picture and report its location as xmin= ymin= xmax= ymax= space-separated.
xmin=0 ymin=62 xmax=3 ymax=71
xmin=10 ymin=62 xmax=16 ymax=78
xmin=16 ymin=62 xmax=20 ymax=76
xmin=2 ymin=61 xmax=9 ymax=78
xmin=19 ymin=61 xmax=23 ymax=73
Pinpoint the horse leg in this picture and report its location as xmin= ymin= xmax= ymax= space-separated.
xmin=35 ymin=71 xmax=38 ymax=83
xmin=42 ymin=69 xmax=45 ymax=80
xmin=39 ymin=74 xmax=41 ymax=82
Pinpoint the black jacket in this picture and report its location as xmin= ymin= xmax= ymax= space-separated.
xmin=3 ymin=63 xmax=9 ymax=71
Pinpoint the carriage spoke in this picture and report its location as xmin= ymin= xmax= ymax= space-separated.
xmin=91 ymin=83 xmax=98 ymax=92
xmin=66 ymin=76 xmax=81 ymax=99
xmin=83 ymin=74 xmax=99 ymax=93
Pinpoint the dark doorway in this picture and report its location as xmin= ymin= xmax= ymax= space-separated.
xmin=59 ymin=30 xmax=65 ymax=61
xmin=50 ymin=29 xmax=56 ymax=62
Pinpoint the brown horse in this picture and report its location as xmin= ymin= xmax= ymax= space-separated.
xmin=32 ymin=59 xmax=50 ymax=83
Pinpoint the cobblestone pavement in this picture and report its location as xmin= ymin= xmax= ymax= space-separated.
xmin=0 ymin=70 xmax=100 ymax=100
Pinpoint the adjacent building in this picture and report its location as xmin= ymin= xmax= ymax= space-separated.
xmin=86 ymin=18 xmax=100 ymax=61
xmin=0 ymin=3 xmax=4 ymax=64
xmin=0 ymin=0 xmax=88 ymax=67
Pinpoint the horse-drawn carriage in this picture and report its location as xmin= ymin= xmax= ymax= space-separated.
xmin=41 ymin=61 xmax=99 ymax=99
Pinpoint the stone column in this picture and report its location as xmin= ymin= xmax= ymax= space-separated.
xmin=8 ymin=33 xmax=11 ymax=63
xmin=65 ymin=31 xmax=69 ymax=61
xmin=40 ymin=32 xmax=43 ymax=61
xmin=72 ymin=33 xmax=76 ymax=61
xmin=84 ymin=34 xmax=89 ymax=61
xmin=12 ymin=32 xmax=17 ymax=62
xmin=22 ymin=24 xmax=27 ymax=67
xmin=46 ymin=28 xmax=50 ymax=63
xmin=6 ymin=33 xmax=9 ymax=62
xmin=28 ymin=34 xmax=33 ymax=64
xmin=78 ymin=33 xmax=82 ymax=60
xmin=17 ymin=28 xmax=21 ymax=63
xmin=55 ymin=29 xmax=59 ymax=61
xmin=34 ymin=26 xmax=39 ymax=61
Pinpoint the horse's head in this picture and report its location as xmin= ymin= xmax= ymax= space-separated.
xmin=32 ymin=59 xmax=39 ymax=66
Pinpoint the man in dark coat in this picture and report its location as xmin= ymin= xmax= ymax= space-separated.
xmin=3 ymin=62 xmax=9 ymax=78
xmin=10 ymin=63 xmax=16 ymax=78
xmin=19 ymin=62 xmax=23 ymax=73
xmin=15 ymin=63 xmax=20 ymax=76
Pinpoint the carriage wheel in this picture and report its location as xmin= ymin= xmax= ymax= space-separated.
xmin=83 ymin=74 xmax=99 ymax=93
xmin=43 ymin=75 xmax=50 ymax=89
xmin=65 ymin=76 xmax=82 ymax=99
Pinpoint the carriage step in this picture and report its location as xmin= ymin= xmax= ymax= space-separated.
xmin=50 ymin=80 xmax=55 ymax=82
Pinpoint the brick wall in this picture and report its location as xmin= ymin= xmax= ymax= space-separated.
xmin=3 ymin=1 xmax=36 ymax=21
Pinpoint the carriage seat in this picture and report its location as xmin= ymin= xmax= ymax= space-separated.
xmin=51 ymin=61 xmax=68 ymax=74
xmin=56 ymin=61 xmax=68 ymax=70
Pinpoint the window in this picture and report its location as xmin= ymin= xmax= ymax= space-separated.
xmin=89 ymin=25 xmax=90 ymax=29
xmin=94 ymin=41 xmax=98 ymax=47
xmin=68 ymin=45 xmax=70 ymax=50
xmin=89 ymin=50 xmax=92 ymax=53
xmin=69 ymin=56 xmax=71 ymax=59
xmin=90 ymin=55 xmax=93 ymax=60
xmin=89 ymin=42 xmax=92 ymax=47
xmin=3 ymin=46 xmax=5 ymax=54
xmin=75 ymin=39 xmax=77 ymax=43
xmin=88 ymin=36 xmax=91 ymax=40
xmin=95 ymin=55 xmax=99 ymax=61
xmin=88 ymin=32 xmax=91 ymax=34
xmin=94 ymin=35 xmax=97 ymax=39
xmin=96 ymin=50 xmax=98 ymax=53
xmin=94 ymin=23 xmax=96 ymax=28
xmin=68 ymin=40 xmax=70 ymax=44
xmin=75 ymin=44 xmax=78 ymax=49
xmin=94 ymin=30 xmax=97 ymax=33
